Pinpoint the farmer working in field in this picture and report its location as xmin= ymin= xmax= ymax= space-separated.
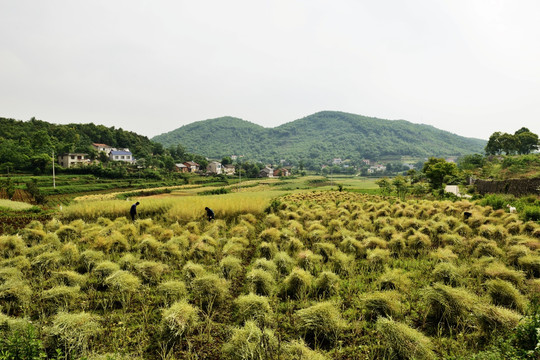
xmin=205 ymin=207 xmax=215 ymax=221
xmin=130 ymin=201 xmax=140 ymax=221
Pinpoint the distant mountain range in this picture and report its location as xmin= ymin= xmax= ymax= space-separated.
xmin=152 ymin=111 xmax=486 ymax=166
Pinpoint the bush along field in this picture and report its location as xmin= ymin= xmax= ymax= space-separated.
xmin=0 ymin=191 xmax=539 ymax=359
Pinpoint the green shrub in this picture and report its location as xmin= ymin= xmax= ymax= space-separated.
xmin=161 ymin=300 xmax=199 ymax=339
xmin=523 ymin=205 xmax=540 ymax=222
xmin=234 ymin=293 xmax=272 ymax=326
xmin=0 ymin=320 xmax=47 ymax=360
xmin=222 ymin=321 xmax=278 ymax=360
xmin=376 ymin=317 xmax=435 ymax=360
xmin=295 ymin=301 xmax=346 ymax=347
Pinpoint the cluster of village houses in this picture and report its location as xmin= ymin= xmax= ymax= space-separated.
xmin=58 ymin=144 xmax=291 ymax=177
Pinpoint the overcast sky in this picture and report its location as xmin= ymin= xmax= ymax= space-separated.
xmin=1 ymin=0 xmax=539 ymax=140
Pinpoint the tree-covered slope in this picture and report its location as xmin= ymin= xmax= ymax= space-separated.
xmin=152 ymin=111 xmax=486 ymax=165
xmin=0 ymin=117 xmax=159 ymax=171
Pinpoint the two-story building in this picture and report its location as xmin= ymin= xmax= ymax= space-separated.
xmin=207 ymin=161 xmax=222 ymax=175
xmin=259 ymin=166 xmax=274 ymax=178
xmin=223 ymin=164 xmax=236 ymax=175
xmin=183 ymin=161 xmax=200 ymax=173
xmin=92 ymin=143 xmax=114 ymax=155
xmin=58 ymin=153 xmax=90 ymax=168
xmin=109 ymin=150 xmax=133 ymax=162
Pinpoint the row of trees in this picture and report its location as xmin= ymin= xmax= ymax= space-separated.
xmin=485 ymin=127 xmax=539 ymax=155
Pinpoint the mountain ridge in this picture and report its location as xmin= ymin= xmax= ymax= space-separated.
xmin=152 ymin=111 xmax=486 ymax=166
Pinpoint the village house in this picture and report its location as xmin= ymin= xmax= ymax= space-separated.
xmin=207 ymin=161 xmax=222 ymax=175
xmin=362 ymin=159 xmax=371 ymax=165
xmin=183 ymin=161 xmax=200 ymax=173
xmin=175 ymin=163 xmax=188 ymax=173
xmin=332 ymin=158 xmax=342 ymax=165
xmin=259 ymin=166 xmax=274 ymax=178
xmin=92 ymin=143 xmax=114 ymax=155
xmin=58 ymin=153 xmax=90 ymax=168
xmin=367 ymin=164 xmax=386 ymax=174
xmin=273 ymin=168 xmax=291 ymax=177
xmin=223 ymin=164 xmax=236 ymax=175
xmin=109 ymin=150 xmax=134 ymax=162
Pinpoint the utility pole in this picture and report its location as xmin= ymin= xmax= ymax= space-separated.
xmin=52 ymin=150 xmax=56 ymax=189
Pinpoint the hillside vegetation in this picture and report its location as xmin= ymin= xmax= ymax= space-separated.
xmin=152 ymin=111 xmax=486 ymax=167
xmin=0 ymin=117 xmax=160 ymax=172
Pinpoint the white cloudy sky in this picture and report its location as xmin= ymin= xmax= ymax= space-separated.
xmin=1 ymin=0 xmax=539 ymax=140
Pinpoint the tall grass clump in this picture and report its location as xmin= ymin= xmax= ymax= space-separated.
xmin=220 ymin=256 xmax=244 ymax=279
xmin=48 ymin=311 xmax=101 ymax=358
xmin=79 ymin=250 xmax=105 ymax=273
xmin=314 ymin=271 xmax=340 ymax=299
xmin=485 ymin=279 xmax=527 ymax=313
xmin=258 ymin=241 xmax=277 ymax=260
xmin=339 ymin=237 xmax=366 ymax=258
xmin=281 ymin=268 xmax=313 ymax=300
xmin=432 ymin=263 xmax=461 ymax=286
xmin=0 ymin=235 xmax=25 ymax=258
xmin=484 ymin=262 xmax=526 ymax=287
xmin=518 ymin=255 xmax=540 ymax=278
xmin=246 ymin=269 xmax=276 ymax=296
xmin=376 ymin=317 xmax=435 ymax=360
xmin=273 ymin=251 xmax=294 ymax=276
xmin=361 ymin=291 xmax=402 ymax=320
xmin=191 ymin=274 xmax=229 ymax=311
xmin=134 ymin=260 xmax=169 ymax=284
xmin=0 ymin=279 xmax=32 ymax=315
xmin=366 ymin=248 xmax=390 ymax=271
xmin=283 ymin=339 xmax=328 ymax=360
xmin=296 ymin=250 xmax=322 ymax=275
xmin=295 ymin=301 xmax=346 ymax=347
xmin=423 ymin=283 xmax=478 ymax=331
xmin=475 ymin=303 xmax=522 ymax=334
xmin=234 ymin=293 xmax=272 ymax=326
xmin=41 ymin=285 xmax=81 ymax=308
xmin=378 ymin=268 xmax=411 ymax=292
xmin=222 ymin=321 xmax=278 ymax=360
xmin=104 ymin=270 xmax=141 ymax=295
xmin=161 ymin=300 xmax=199 ymax=339
xmin=157 ymin=280 xmax=187 ymax=306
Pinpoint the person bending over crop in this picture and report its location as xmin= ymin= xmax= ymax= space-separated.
xmin=130 ymin=202 xmax=140 ymax=221
xmin=205 ymin=207 xmax=215 ymax=221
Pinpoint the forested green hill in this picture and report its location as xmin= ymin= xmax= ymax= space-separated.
xmin=0 ymin=117 xmax=160 ymax=172
xmin=153 ymin=111 xmax=486 ymax=167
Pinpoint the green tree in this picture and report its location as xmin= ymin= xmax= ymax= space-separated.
xmin=221 ymin=156 xmax=232 ymax=166
xmin=392 ymin=175 xmax=409 ymax=200
xmin=485 ymin=132 xmax=502 ymax=155
xmin=375 ymin=178 xmax=392 ymax=196
xmin=499 ymin=133 xmax=518 ymax=155
xmin=422 ymin=157 xmax=458 ymax=189
xmin=515 ymin=128 xmax=539 ymax=154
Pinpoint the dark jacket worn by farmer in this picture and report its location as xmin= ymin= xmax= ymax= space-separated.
xmin=130 ymin=202 xmax=140 ymax=221
xmin=205 ymin=207 xmax=215 ymax=221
